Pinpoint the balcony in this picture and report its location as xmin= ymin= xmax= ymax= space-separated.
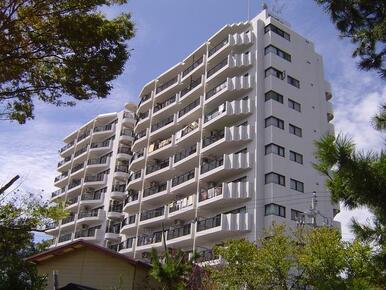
xmin=202 ymin=125 xmax=252 ymax=155
xmin=77 ymin=209 xmax=104 ymax=225
xmin=127 ymin=169 xmax=143 ymax=190
xmin=93 ymin=123 xmax=113 ymax=134
xmin=153 ymin=93 xmax=177 ymax=115
xmin=208 ymin=37 xmax=229 ymax=58
xmin=204 ymin=98 xmax=252 ymax=130
xmin=167 ymin=195 xmax=194 ymax=220
xmin=51 ymin=187 xmax=66 ymax=199
xmin=123 ymin=190 xmax=139 ymax=212
xmin=198 ymin=181 xmax=252 ymax=210
xmin=135 ymin=110 xmax=150 ymax=131
xmin=111 ymin=184 xmax=126 ymax=199
xmin=145 ymin=158 xmax=171 ymax=180
xmin=114 ymin=164 xmax=129 ymax=180
xmin=200 ymin=152 xmax=251 ymax=182
xmin=150 ymin=114 xmax=176 ymax=139
xmin=74 ymin=227 xmax=102 ymax=241
xmin=148 ymin=135 xmax=174 ymax=159
xmin=178 ymin=97 xmax=201 ymax=121
xmin=179 ymin=77 xmax=202 ymax=101
xmin=156 ymin=75 xmax=178 ymax=95
xmin=57 ymin=155 xmax=71 ymax=170
xmin=59 ymin=141 xmax=75 ymax=155
xmin=195 ymin=248 xmax=220 ymax=265
xmin=120 ymin=128 xmax=135 ymax=143
xmin=123 ymin=111 xmax=136 ymax=126
xmin=136 ymin=231 xmax=163 ymax=252
xmin=105 ymin=223 xmax=121 ymax=240
xmin=166 ymin=224 xmax=193 ymax=247
xmin=120 ymin=215 xmax=137 ymax=235
xmin=77 ymin=130 xmax=91 ymax=144
xmin=175 ymin=120 xmax=200 ymax=146
xmin=129 ymin=150 xmax=145 ymax=172
xmin=90 ymin=139 xmax=111 ymax=153
xmin=54 ymin=171 xmax=68 ymax=186
xmin=84 ymin=174 xmax=106 ymax=186
xmin=118 ymin=237 xmax=135 ymax=254
xmin=207 ymin=57 xmax=228 ymax=78
xmin=65 ymin=196 xmax=79 ymax=210
xmin=67 ymin=179 xmax=82 ymax=194
xmin=182 ymin=56 xmax=203 ymax=79
xmin=61 ymin=214 xmax=76 ymax=226
xmin=71 ymin=162 xmax=85 ymax=176
xmin=132 ymin=129 xmax=148 ymax=152
xmin=139 ymin=206 xmax=165 ymax=226
xmin=73 ymin=145 xmax=88 ymax=160
xmin=58 ymin=233 xmax=72 ymax=244
xmin=204 ymin=75 xmax=252 ymax=107
xmin=170 ymin=168 xmax=197 ymax=196
xmin=108 ymin=202 xmax=124 ymax=219
xmin=142 ymin=182 xmax=168 ymax=204
xmin=80 ymin=190 xmax=103 ymax=206
xmin=195 ymin=212 xmax=251 ymax=242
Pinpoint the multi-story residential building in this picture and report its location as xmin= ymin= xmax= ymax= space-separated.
xmin=46 ymin=104 xmax=137 ymax=248
xmin=113 ymin=9 xmax=339 ymax=261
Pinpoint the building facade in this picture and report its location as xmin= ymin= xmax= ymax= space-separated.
xmin=114 ymin=10 xmax=339 ymax=260
xmin=46 ymin=104 xmax=136 ymax=248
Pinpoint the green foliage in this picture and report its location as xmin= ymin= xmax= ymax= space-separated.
xmin=314 ymin=0 xmax=386 ymax=79
xmin=0 ymin=190 xmax=67 ymax=290
xmin=0 ymin=0 xmax=135 ymax=123
xmin=149 ymin=247 xmax=194 ymax=290
xmin=210 ymin=225 xmax=384 ymax=290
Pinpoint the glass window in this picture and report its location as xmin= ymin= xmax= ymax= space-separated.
xmin=265 ymin=116 xmax=284 ymax=130
xmin=265 ymin=203 xmax=286 ymax=217
xmin=265 ymin=143 xmax=285 ymax=157
xmin=265 ymin=172 xmax=285 ymax=186
xmin=287 ymin=75 xmax=300 ymax=88
xmin=264 ymin=24 xmax=290 ymax=41
xmin=288 ymin=99 xmax=301 ymax=112
xmin=264 ymin=45 xmax=291 ymax=62
xmin=289 ymin=151 xmax=303 ymax=164
xmin=289 ymin=124 xmax=302 ymax=137
xmin=290 ymin=179 xmax=304 ymax=192
xmin=265 ymin=90 xmax=283 ymax=103
xmin=291 ymin=209 xmax=304 ymax=221
xmin=265 ymin=67 xmax=284 ymax=79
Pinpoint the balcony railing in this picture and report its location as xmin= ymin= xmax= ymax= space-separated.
xmin=205 ymin=80 xmax=227 ymax=100
xmin=58 ymin=156 xmax=71 ymax=167
xmin=87 ymin=156 xmax=108 ymax=166
xmin=179 ymin=120 xmax=199 ymax=138
xmin=106 ymin=223 xmax=121 ymax=234
xmin=208 ymin=37 xmax=228 ymax=57
xmin=94 ymin=124 xmax=112 ymax=132
xmin=207 ymin=57 xmax=228 ymax=78
xmin=137 ymin=231 xmax=162 ymax=246
xmin=71 ymin=162 xmax=85 ymax=173
xmin=151 ymin=115 xmax=174 ymax=132
xmin=122 ymin=215 xmax=136 ymax=227
xmin=112 ymin=184 xmax=126 ymax=192
xmin=201 ymin=157 xmax=224 ymax=174
xmin=204 ymin=103 xmax=226 ymax=122
xmin=178 ymin=98 xmax=200 ymax=118
xmin=141 ymin=94 xmax=151 ymax=103
xmin=167 ymin=224 xmax=191 ymax=240
xmin=135 ymin=129 xmax=146 ymax=140
xmin=197 ymin=214 xmax=221 ymax=231
xmin=78 ymin=210 xmax=99 ymax=219
xmin=118 ymin=146 xmax=132 ymax=155
xmin=154 ymin=94 xmax=176 ymax=113
xmin=129 ymin=170 xmax=142 ymax=182
xmin=140 ymin=206 xmax=164 ymax=221
xmin=124 ymin=191 xmax=139 ymax=205
xmin=74 ymin=146 xmax=88 ymax=157
xmin=168 ymin=195 xmax=193 ymax=213
xmin=182 ymin=57 xmax=203 ymax=77
xmin=146 ymin=159 xmax=169 ymax=175
xmin=172 ymin=170 xmax=195 ymax=187
xmin=136 ymin=111 xmax=149 ymax=125
xmin=81 ymin=191 xmax=102 ymax=201
xmin=143 ymin=182 xmax=167 ymax=197
xmin=180 ymin=77 xmax=201 ymax=98
xmin=59 ymin=141 xmax=74 ymax=153
xmin=62 ymin=215 xmax=75 ymax=224
xmin=174 ymin=144 xmax=197 ymax=163
xmin=84 ymin=174 xmax=104 ymax=182
xmin=75 ymin=227 xmax=99 ymax=238
xmin=150 ymin=136 xmax=172 ymax=153
xmin=54 ymin=171 xmax=68 ymax=182
xmin=58 ymin=233 xmax=72 ymax=243
xmin=66 ymin=197 xmax=78 ymax=206
xmin=121 ymin=128 xmax=134 ymax=137
xmin=156 ymin=76 xmax=178 ymax=94
xmin=109 ymin=203 xmax=123 ymax=213
xmin=90 ymin=139 xmax=110 ymax=149
xmin=68 ymin=179 xmax=81 ymax=189
xmin=119 ymin=237 xmax=135 ymax=250
xmin=196 ymin=249 xmax=219 ymax=263
xmin=202 ymin=130 xmax=225 ymax=147
xmin=199 ymin=186 xmax=223 ymax=202
xmin=77 ymin=131 xmax=91 ymax=142
xmin=51 ymin=188 xmax=66 ymax=198
xmin=115 ymin=165 xmax=129 ymax=173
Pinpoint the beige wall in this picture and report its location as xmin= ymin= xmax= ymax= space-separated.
xmin=36 ymin=248 xmax=153 ymax=290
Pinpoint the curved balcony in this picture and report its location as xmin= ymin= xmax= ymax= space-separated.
xmin=118 ymin=237 xmax=135 ymax=255
xmin=117 ymin=146 xmax=132 ymax=160
xmin=45 ymin=222 xmax=60 ymax=235
xmin=204 ymin=75 xmax=253 ymax=108
xmin=127 ymin=169 xmax=143 ymax=191
xmin=119 ymin=128 xmax=135 ymax=144
xmin=202 ymin=125 xmax=252 ymax=155
xmin=57 ymin=233 xmax=73 ymax=245
xmin=137 ymin=92 xmax=153 ymax=113
xmin=77 ymin=209 xmax=104 ymax=225
xmin=76 ymin=130 xmax=91 ymax=147
xmin=123 ymin=111 xmax=136 ymax=126
xmin=195 ymin=212 xmax=251 ymax=244
xmin=177 ymin=96 xmax=202 ymax=124
xmin=152 ymin=93 xmax=178 ymax=121
xmin=110 ymin=184 xmax=126 ymax=199
xmin=123 ymin=191 xmax=140 ymax=213
xmin=182 ymin=56 xmax=204 ymax=81
xmin=204 ymin=98 xmax=252 ymax=130
xmin=114 ymin=164 xmax=130 ymax=180
xmin=70 ymin=162 xmax=85 ymax=178
xmin=120 ymin=215 xmax=137 ymax=235
xmin=155 ymin=74 xmax=181 ymax=99
xmin=65 ymin=196 xmax=79 ymax=210
xmin=107 ymin=203 xmax=124 ymax=220
xmin=170 ymin=168 xmax=198 ymax=196
xmin=200 ymin=152 xmax=251 ymax=182
xmin=72 ymin=145 xmax=88 ymax=163
xmin=198 ymin=181 xmax=252 ymax=210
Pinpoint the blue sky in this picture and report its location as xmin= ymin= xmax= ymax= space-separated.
xmin=0 ymin=0 xmax=384 ymax=241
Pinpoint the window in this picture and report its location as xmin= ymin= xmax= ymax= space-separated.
xmin=289 ymin=151 xmax=303 ymax=164
xmin=265 ymin=143 xmax=285 ymax=157
xmin=291 ymin=209 xmax=304 ymax=221
xmin=289 ymin=124 xmax=302 ymax=137
xmin=265 ymin=203 xmax=286 ymax=217
xmin=288 ymin=99 xmax=301 ymax=112
xmin=225 ymin=206 xmax=247 ymax=215
xmin=290 ymin=179 xmax=304 ymax=192
xmin=265 ymin=90 xmax=283 ymax=103
xmin=265 ymin=116 xmax=284 ymax=130
xmin=265 ymin=67 xmax=284 ymax=79
xmin=287 ymin=75 xmax=300 ymax=88
xmin=264 ymin=45 xmax=291 ymax=62
xmin=265 ymin=172 xmax=285 ymax=186
xmin=264 ymin=24 xmax=290 ymax=41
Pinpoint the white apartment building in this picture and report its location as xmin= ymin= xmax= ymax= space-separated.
xmin=46 ymin=104 xmax=136 ymax=248
xmin=113 ymin=9 xmax=340 ymax=261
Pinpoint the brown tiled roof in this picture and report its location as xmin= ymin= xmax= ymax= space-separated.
xmin=26 ymin=240 xmax=150 ymax=268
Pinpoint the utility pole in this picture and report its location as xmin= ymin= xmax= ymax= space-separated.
xmin=311 ymin=191 xmax=318 ymax=227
